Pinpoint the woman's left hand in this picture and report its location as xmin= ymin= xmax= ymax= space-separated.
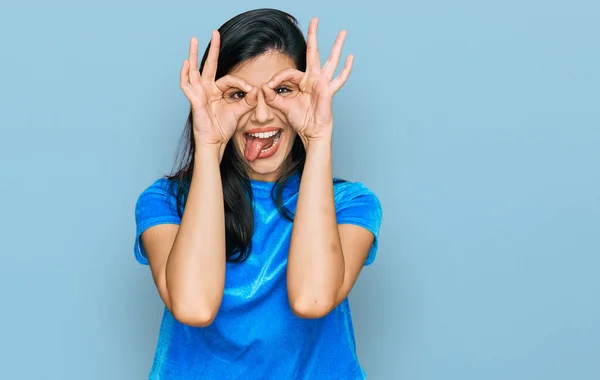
xmin=264 ymin=18 xmax=354 ymax=146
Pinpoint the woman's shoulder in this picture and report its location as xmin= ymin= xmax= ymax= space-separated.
xmin=135 ymin=176 xmax=185 ymax=213
xmin=136 ymin=177 xmax=171 ymax=201
xmin=331 ymin=177 xmax=383 ymax=237
xmin=137 ymin=176 xmax=187 ymax=197
xmin=332 ymin=177 xmax=378 ymax=199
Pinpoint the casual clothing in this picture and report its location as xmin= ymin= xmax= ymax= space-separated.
xmin=134 ymin=173 xmax=382 ymax=379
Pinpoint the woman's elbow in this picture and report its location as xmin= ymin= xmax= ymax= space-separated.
xmin=289 ymin=295 xmax=335 ymax=319
xmin=170 ymin=301 xmax=218 ymax=327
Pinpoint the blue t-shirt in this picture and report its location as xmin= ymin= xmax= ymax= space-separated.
xmin=134 ymin=173 xmax=382 ymax=379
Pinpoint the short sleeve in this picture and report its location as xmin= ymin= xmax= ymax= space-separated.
xmin=134 ymin=178 xmax=182 ymax=265
xmin=334 ymin=181 xmax=383 ymax=266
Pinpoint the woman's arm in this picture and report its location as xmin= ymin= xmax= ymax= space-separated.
xmin=287 ymin=137 xmax=374 ymax=319
xmin=139 ymin=33 xmax=258 ymax=327
xmin=264 ymin=19 xmax=376 ymax=319
xmin=141 ymin=145 xmax=226 ymax=327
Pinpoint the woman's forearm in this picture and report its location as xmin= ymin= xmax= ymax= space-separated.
xmin=165 ymin=143 xmax=226 ymax=326
xmin=287 ymin=136 xmax=345 ymax=318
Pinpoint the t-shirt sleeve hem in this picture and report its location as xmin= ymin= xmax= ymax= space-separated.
xmin=336 ymin=216 xmax=380 ymax=266
xmin=134 ymin=216 xmax=181 ymax=265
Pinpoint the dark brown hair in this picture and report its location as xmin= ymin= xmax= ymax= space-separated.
xmin=166 ymin=8 xmax=307 ymax=262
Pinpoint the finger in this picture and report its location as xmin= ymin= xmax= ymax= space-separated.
xmin=231 ymin=86 xmax=259 ymax=116
xmin=262 ymin=83 xmax=291 ymax=114
xmin=214 ymin=74 xmax=253 ymax=94
xmin=306 ymin=18 xmax=321 ymax=70
xmin=242 ymin=86 xmax=258 ymax=108
xmin=331 ymin=54 xmax=354 ymax=92
xmin=188 ymin=37 xmax=201 ymax=84
xmin=323 ymin=30 xmax=347 ymax=80
xmin=219 ymin=86 xmax=258 ymax=122
xmin=201 ymin=30 xmax=220 ymax=81
xmin=180 ymin=59 xmax=191 ymax=91
xmin=267 ymin=68 xmax=304 ymax=89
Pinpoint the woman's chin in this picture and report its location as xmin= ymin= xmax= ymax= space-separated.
xmin=246 ymin=158 xmax=284 ymax=181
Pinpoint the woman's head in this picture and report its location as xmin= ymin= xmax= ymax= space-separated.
xmin=169 ymin=8 xmax=308 ymax=261
xmin=202 ymin=8 xmax=307 ymax=181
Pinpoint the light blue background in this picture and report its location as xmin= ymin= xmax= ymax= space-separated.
xmin=1 ymin=1 xmax=598 ymax=379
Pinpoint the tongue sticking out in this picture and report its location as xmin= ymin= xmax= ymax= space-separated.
xmin=244 ymin=135 xmax=274 ymax=162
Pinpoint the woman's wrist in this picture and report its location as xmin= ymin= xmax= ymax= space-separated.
xmin=304 ymin=131 xmax=333 ymax=154
xmin=195 ymin=141 xmax=226 ymax=163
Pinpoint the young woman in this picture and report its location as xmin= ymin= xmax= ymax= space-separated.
xmin=134 ymin=8 xmax=382 ymax=379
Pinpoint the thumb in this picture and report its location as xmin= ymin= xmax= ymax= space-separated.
xmin=230 ymin=86 xmax=258 ymax=119
xmin=262 ymin=83 xmax=291 ymax=115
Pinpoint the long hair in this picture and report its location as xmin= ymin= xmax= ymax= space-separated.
xmin=166 ymin=9 xmax=307 ymax=262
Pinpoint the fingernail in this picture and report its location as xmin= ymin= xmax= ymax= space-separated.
xmin=268 ymin=81 xmax=274 ymax=88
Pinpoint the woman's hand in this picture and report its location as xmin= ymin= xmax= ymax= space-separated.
xmin=180 ymin=31 xmax=258 ymax=149
xmin=263 ymin=18 xmax=353 ymax=145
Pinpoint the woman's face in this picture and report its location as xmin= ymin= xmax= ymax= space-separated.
xmin=228 ymin=52 xmax=298 ymax=182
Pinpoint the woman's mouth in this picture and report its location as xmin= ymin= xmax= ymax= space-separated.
xmin=243 ymin=128 xmax=283 ymax=162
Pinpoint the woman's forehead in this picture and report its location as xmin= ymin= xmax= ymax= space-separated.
xmin=229 ymin=52 xmax=295 ymax=85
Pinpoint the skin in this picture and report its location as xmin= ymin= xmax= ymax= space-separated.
xmin=139 ymin=18 xmax=376 ymax=325
xmin=227 ymin=52 xmax=298 ymax=180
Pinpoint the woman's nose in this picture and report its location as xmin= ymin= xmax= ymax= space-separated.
xmin=251 ymin=87 xmax=274 ymax=123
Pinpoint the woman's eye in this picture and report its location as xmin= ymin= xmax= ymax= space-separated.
xmin=230 ymin=91 xmax=246 ymax=100
xmin=275 ymin=87 xmax=291 ymax=95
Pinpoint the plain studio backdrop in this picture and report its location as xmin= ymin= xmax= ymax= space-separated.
xmin=1 ymin=1 xmax=599 ymax=379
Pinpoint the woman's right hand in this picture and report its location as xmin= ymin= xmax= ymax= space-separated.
xmin=180 ymin=31 xmax=257 ymax=148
